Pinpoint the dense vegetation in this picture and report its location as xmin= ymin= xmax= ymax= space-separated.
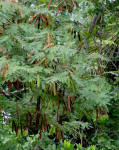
xmin=0 ymin=0 xmax=119 ymax=149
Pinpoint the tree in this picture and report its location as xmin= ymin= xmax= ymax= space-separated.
xmin=0 ymin=0 xmax=119 ymax=149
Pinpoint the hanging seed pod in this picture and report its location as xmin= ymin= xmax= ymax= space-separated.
xmin=13 ymin=80 xmax=23 ymax=90
xmin=56 ymin=100 xmax=61 ymax=121
xmin=57 ymin=5 xmax=59 ymax=13
xmin=96 ymin=108 xmax=102 ymax=120
xmin=47 ymin=124 xmax=50 ymax=132
xmin=41 ymin=14 xmax=46 ymax=23
xmin=8 ymin=80 xmax=12 ymax=92
xmin=46 ymin=16 xmax=50 ymax=26
xmin=53 ymin=82 xmax=57 ymax=96
xmin=36 ymin=96 xmax=41 ymax=112
xmin=98 ymin=65 xmax=103 ymax=74
xmin=26 ymin=112 xmax=32 ymax=127
xmin=42 ymin=114 xmax=47 ymax=132
xmin=17 ymin=19 xmax=21 ymax=24
xmin=33 ymin=113 xmax=36 ymax=121
xmin=96 ymin=109 xmax=98 ymax=120
xmin=34 ymin=17 xmax=39 ymax=27
xmin=70 ymin=99 xmax=74 ymax=112
xmin=78 ymin=32 xmax=81 ymax=42
xmin=41 ymin=14 xmax=48 ymax=27
xmin=44 ymin=114 xmax=47 ymax=131
xmin=42 ymin=119 xmax=45 ymax=132
xmin=29 ymin=112 xmax=32 ymax=126
xmin=26 ymin=113 xmax=30 ymax=127
xmin=98 ymin=108 xmax=102 ymax=117
xmin=67 ymin=96 xmax=71 ymax=113
xmin=29 ymin=14 xmax=37 ymax=24
xmin=7 ymin=49 xmax=9 ymax=58
xmin=0 ymin=26 xmax=3 ymax=35
xmin=102 ymin=107 xmax=107 ymax=115
xmin=20 ymin=123 xmax=23 ymax=135
xmin=62 ymin=105 xmax=66 ymax=115
xmin=1 ymin=66 xmax=7 ymax=78
xmin=16 ymin=106 xmax=19 ymax=121
xmin=56 ymin=110 xmax=59 ymax=122
xmin=89 ymin=110 xmax=93 ymax=115
xmin=36 ymin=112 xmax=40 ymax=127
xmin=72 ymin=96 xmax=76 ymax=101
xmin=12 ymin=120 xmax=16 ymax=132
xmin=56 ymin=127 xmax=58 ymax=139
xmin=19 ymin=9 xmax=24 ymax=18
xmin=44 ymin=57 xmax=48 ymax=68
xmin=61 ymin=131 xmax=64 ymax=142
xmin=59 ymin=115 xmax=63 ymax=125
xmin=29 ymin=96 xmax=33 ymax=103
xmin=15 ymin=125 xmax=18 ymax=136
xmin=40 ymin=128 xmax=42 ymax=139
xmin=38 ymin=17 xmax=41 ymax=29
xmin=35 ymin=59 xmax=41 ymax=66
xmin=27 ymin=53 xmax=33 ymax=64
xmin=59 ymin=5 xmax=63 ymax=12
xmin=63 ymin=101 xmax=67 ymax=111
xmin=46 ymin=83 xmax=50 ymax=91
xmin=57 ymin=128 xmax=61 ymax=141
xmin=26 ymin=113 xmax=28 ymax=127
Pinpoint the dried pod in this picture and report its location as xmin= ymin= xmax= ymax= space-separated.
xmin=29 ymin=96 xmax=33 ymax=102
xmin=36 ymin=112 xmax=40 ymax=126
xmin=20 ymin=123 xmax=23 ymax=135
xmin=36 ymin=96 xmax=41 ymax=112
xmin=15 ymin=125 xmax=18 ymax=136
xmin=68 ymin=96 xmax=71 ymax=113
xmin=53 ymin=82 xmax=57 ymax=96
xmin=12 ymin=120 xmax=16 ymax=132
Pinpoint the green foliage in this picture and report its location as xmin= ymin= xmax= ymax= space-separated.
xmin=0 ymin=0 xmax=118 ymax=150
